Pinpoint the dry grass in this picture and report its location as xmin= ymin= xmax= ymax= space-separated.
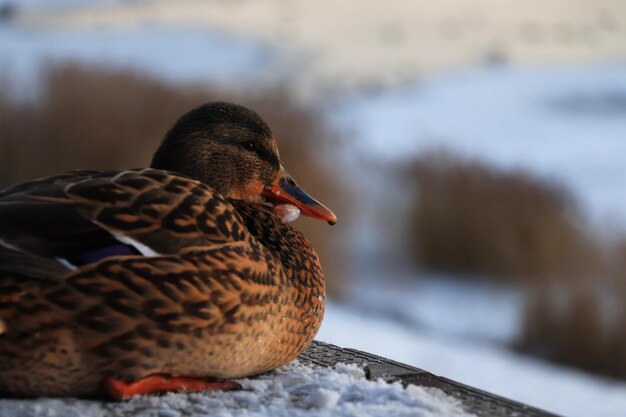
xmin=0 ymin=62 xmax=348 ymax=296
xmin=519 ymin=239 xmax=626 ymax=379
xmin=405 ymin=149 xmax=626 ymax=379
xmin=406 ymin=149 xmax=590 ymax=282
xmin=1 ymin=64 xmax=208 ymax=184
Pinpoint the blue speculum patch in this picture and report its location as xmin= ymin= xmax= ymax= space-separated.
xmin=68 ymin=244 xmax=140 ymax=266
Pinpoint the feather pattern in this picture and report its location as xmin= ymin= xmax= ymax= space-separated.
xmin=0 ymin=102 xmax=332 ymax=397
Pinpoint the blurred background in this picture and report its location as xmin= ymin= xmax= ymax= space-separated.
xmin=2 ymin=1 xmax=626 ymax=416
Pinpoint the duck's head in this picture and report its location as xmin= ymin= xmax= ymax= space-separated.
xmin=151 ymin=102 xmax=336 ymax=225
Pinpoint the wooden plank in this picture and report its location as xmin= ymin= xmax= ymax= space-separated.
xmin=299 ymin=341 xmax=561 ymax=417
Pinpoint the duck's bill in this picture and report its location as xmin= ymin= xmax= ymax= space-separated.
xmin=263 ymin=174 xmax=337 ymax=225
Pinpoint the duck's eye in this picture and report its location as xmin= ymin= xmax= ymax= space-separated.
xmin=241 ymin=141 xmax=256 ymax=151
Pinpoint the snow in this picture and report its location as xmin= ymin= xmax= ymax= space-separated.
xmin=346 ymin=275 xmax=524 ymax=345
xmin=318 ymin=300 xmax=626 ymax=417
xmin=0 ymin=362 xmax=473 ymax=417
xmin=0 ymin=24 xmax=273 ymax=97
xmin=309 ymin=388 xmax=341 ymax=409
xmin=333 ymin=64 xmax=626 ymax=224
xmin=13 ymin=0 xmax=626 ymax=88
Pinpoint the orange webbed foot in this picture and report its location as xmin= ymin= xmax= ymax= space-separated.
xmin=103 ymin=373 xmax=242 ymax=400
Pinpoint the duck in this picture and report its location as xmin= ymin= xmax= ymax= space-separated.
xmin=0 ymin=102 xmax=336 ymax=399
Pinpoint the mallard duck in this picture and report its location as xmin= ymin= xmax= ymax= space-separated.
xmin=0 ymin=102 xmax=336 ymax=399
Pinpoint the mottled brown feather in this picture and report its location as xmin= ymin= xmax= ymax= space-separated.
xmin=0 ymin=169 xmax=325 ymax=396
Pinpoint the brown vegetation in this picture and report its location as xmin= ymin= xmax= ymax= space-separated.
xmin=405 ymin=149 xmax=626 ymax=379
xmin=0 ymin=62 xmax=348 ymax=296
xmin=519 ymin=239 xmax=626 ymax=379
xmin=406 ymin=149 xmax=590 ymax=282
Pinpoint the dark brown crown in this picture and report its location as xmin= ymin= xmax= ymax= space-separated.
xmin=151 ymin=102 xmax=281 ymax=199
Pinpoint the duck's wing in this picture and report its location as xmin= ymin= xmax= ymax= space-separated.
xmin=1 ymin=238 xmax=296 ymax=382
xmin=0 ymin=169 xmax=246 ymax=279
xmin=64 ymin=241 xmax=280 ymax=346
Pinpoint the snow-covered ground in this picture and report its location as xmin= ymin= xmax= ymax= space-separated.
xmin=3 ymin=2 xmax=626 ymax=417
xmin=319 ymin=279 xmax=626 ymax=417
xmin=345 ymin=275 xmax=524 ymax=346
xmin=0 ymin=362 xmax=472 ymax=417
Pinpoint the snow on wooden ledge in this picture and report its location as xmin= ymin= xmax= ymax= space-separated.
xmin=0 ymin=360 xmax=471 ymax=417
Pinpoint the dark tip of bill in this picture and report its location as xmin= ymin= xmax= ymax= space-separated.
xmin=328 ymin=221 xmax=336 ymax=226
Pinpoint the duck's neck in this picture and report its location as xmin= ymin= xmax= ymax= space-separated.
xmin=230 ymin=201 xmax=325 ymax=290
